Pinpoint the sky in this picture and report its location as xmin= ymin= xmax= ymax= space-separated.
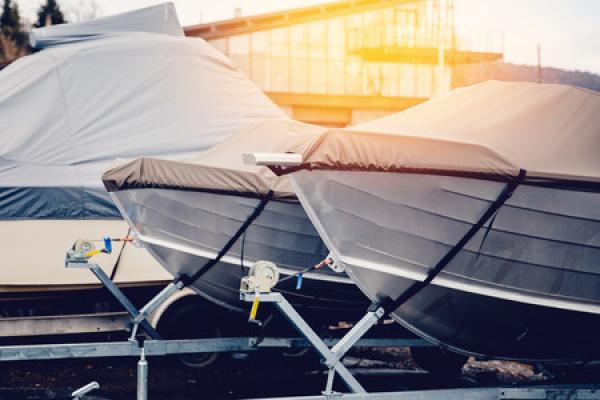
xmin=14 ymin=0 xmax=600 ymax=74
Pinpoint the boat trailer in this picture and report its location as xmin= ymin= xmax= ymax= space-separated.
xmin=0 ymin=242 xmax=596 ymax=400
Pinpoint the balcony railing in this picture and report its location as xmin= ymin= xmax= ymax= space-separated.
xmin=347 ymin=24 xmax=504 ymax=64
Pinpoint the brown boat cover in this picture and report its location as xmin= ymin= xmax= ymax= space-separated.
xmin=103 ymin=119 xmax=325 ymax=198
xmin=103 ymin=81 xmax=600 ymax=198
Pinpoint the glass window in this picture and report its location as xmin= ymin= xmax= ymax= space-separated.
xmin=363 ymin=10 xmax=381 ymax=26
xmin=415 ymin=65 xmax=434 ymax=97
xmin=271 ymin=57 xmax=289 ymax=92
xmin=395 ymin=10 xmax=417 ymax=47
xmin=229 ymin=34 xmax=249 ymax=55
xmin=347 ymin=13 xmax=362 ymax=29
xmin=209 ymin=4 xmax=460 ymax=99
xmin=380 ymin=63 xmax=399 ymax=97
xmin=311 ymin=46 xmax=327 ymax=59
xmin=252 ymin=55 xmax=270 ymax=91
xmin=365 ymin=63 xmax=382 ymax=96
xmin=309 ymin=59 xmax=327 ymax=94
xmin=251 ymin=31 xmax=269 ymax=55
xmin=291 ymin=59 xmax=308 ymax=93
xmin=327 ymin=17 xmax=345 ymax=48
xmin=398 ymin=64 xmax=416 ymax=97
xmin=308 ymin=21 xmax=326 ymax=60
xmin=309 ymin=21 xmax=325 ymax=44
xmin=383 ymin=7 xmax=395 ymax=23
xmin=328 ymin=45 xmax=345 ymax=60
xmin=271 ymin=27 xmax=288 ymax=44
xmin=327 ymin=60 xmax=345 ymax=95
xmin=291 ymin=24 xmax=308 ymax=57
xmin=271 ymin=28 xmax=289 ymax=57
xmin=345 ymin=58 xmax=363 ymax=95
xmin=346 ymin=15 xmax=362 ymax=51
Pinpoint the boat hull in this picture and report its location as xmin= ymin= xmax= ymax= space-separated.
xmin=111 ymin=188 xmax=368 ymax=323
xmin=290 ymin=170 xmax=600 ymax=361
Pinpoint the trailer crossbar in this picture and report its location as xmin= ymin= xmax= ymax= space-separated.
xmin=251 ymin=386 xmax=600 ymax=400
xmin=0 ymin=337 xmax=430 ymax=362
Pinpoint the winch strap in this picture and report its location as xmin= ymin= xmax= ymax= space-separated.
xmin=383 ymin=169 xmax=526 ymax=313
xmin=179 ymin=190 xmax=274 ymax=287
xmin=110 ymin=228 xmax=131 ymax=281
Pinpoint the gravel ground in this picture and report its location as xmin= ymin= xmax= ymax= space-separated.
xmin=0 ymin=347 xmax=554 ymax=400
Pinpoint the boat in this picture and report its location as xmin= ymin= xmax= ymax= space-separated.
xmin=253 ymin=81 xmax=600 ymax=362
xmin=0 ymin=5 xmax=280 ymax=327
xmin=103 ymin=118 xmax=370 ymax=323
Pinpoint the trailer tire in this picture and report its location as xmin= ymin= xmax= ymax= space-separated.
xmin=156 ymin=299 xmax=222 ymax=369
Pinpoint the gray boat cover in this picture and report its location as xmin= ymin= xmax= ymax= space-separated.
xmin=29 ymin=3 xmax=183 ymax=48
xmin=103 ymin=81 xmax=600 ymax=199
xmin=0 ymin=5 xmax=287 ymax=219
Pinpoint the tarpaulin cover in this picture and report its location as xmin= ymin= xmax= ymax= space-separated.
xmin=0 ymin=6 xmax=287 ymax=219
xmin=103 ymin=120 xmax=325 ymax=198
xmin=301 ymin=81 xmax=600 ymax=182
xmin=103 ymin=81 xmax=600 ymax=198
xmin=29 ymin=3 xmax=183 ymax=48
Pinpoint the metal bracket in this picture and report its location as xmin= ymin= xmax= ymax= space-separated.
xmin=241 ymin=291 xmax=385 ymax=395
xmin=71 ymin=381 xmax=99 ymax=399
xmin=66 ymin=260 xmax=161 ymax=340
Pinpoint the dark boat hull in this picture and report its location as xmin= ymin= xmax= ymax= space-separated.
xmin=351 ymin=265 xmax=600 ymax=361
xmin=111 ymin=188 xmax=369 ymax=324
xmin=290 ymin=170 xmax=600 ymax=361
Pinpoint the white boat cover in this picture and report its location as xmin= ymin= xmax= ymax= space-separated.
xmin=104 ymin=81 xmax=600 ymax=199
xmin=29 ymin=3 xmax=184 ymax=48
xmin=0 ymin=5 xmax=287 ymax=219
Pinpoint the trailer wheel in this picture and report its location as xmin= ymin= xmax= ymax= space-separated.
xmin=410 ymin=346 xmax=468 ymax=376
xmin=157 ymin=301 xmax=222 ymax=369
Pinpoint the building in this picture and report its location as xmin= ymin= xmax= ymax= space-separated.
xmin=185 ymin=0 xmax=503 ymax=126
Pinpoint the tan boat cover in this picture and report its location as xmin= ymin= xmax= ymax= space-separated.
xmin=304 ymin=81 xmax=600 ymax=183
xmin=103 ymin=119 xmax=325 ymax=198
xmin=103 ymin=81 xmax=600 ymax=198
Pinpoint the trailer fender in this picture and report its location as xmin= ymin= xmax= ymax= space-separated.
xmin=147 ymin=287 xmax=198 ymax=329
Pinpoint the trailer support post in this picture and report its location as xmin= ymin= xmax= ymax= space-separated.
xmin=241 ymin=292 xmax=374 ymax=395
xmin=137 ymin=346 xmax=148 ymax=400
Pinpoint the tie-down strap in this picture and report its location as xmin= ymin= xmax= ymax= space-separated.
xmin=381 ymin=169 xmax=527 ymax=313
xmin=178 ymin=190 xmax=274 ymax=287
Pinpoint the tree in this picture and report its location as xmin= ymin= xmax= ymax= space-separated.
xmin=35 ymin=0 xmax=66 ymax=28
xmin=1 ymin=0 xmax=19 ymax=32
xmin=0 ymin=0 xmax=27 ymax=62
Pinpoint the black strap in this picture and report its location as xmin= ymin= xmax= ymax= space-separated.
xmin=178 ymin=191 xmax=274 ymax=287
xmin=110 ymin=228 xmax=131 ymax=281
xmin=382 ymin=170 xmax=526 ymax=313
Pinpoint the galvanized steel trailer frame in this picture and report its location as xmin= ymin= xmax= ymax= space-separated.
xmin=254 ymin=387 xmax=600 ymax=400
xmin=241 ymin=291 xmax=600 ymax=400
xmin=0 ymin=337 xmax=428 ymax=363
xmin=5 ymin=254 xmax=596 ymax=400
xmin=0 ymin=255 xmax=432 ymax=399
